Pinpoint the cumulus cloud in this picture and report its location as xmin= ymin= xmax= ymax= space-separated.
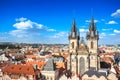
xmin=114 ymin=29 xmax=120 ymax=33
xmin=111 ymin=9 xmax=120 ymax=18
xmin=106 ymin=20 xmax=118 ymax=24
xmin=13 ymin=20 xmax=33 ymax=29
xmin=85 ymin=19 xmax=99 ymax=23
xmin=10 ymin=17 xmax=56 ymax=38
xmin=79 ymin=29 xmax=88 ymax=33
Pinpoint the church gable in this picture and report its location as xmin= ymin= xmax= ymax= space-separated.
xmin=78 ymin=38 xmax=89 ymax=54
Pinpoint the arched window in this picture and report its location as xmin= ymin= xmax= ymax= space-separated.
xmin=71 ymin=42 xmax=74 ymax=49
xmin=79 ymin=57 xmax=85 ymax=74
xmin=91 ymin=41 xmax=94 ymax=49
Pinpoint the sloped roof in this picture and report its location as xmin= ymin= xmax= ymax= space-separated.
xmin=43 ymin=58 xmax=55 ymax=71
xmin=83 ymin=70 xmax=105 ymax=78
xmin=2 ymin=64 xmax=36 ymax=75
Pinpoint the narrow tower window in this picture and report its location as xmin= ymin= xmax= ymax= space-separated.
xmin=91 ymin=41 xmax=94 ymax=49
xmin=72 ymin=42 xmax=74 ymax=49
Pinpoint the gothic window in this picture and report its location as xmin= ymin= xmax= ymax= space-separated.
xmin=71 ymin=42 xmax=74 ymax=49
xmin=91 ymin=41 xmax=94 ymax=49
xmin=79 ymin=57 xmax=85 ymax=74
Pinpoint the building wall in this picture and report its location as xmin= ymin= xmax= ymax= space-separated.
xmin=88 ymin=39 xmax=98 ymax=54
xmin=69 ymin=39 xmax=78 ymax=53
xmin=69 ymin=54 xmax=89 ymax=74
xmin=41 ymin=70 xmax=59 ymax=80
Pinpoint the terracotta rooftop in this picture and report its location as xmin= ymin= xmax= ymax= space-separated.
xmin=25 ymin=55 xmax=36 ymax=59
xmin=25 ymin=61 xmax=46 ymax=70
xmin=2 ymin=64 xmax=36 ymax=75
xmin=55 ymin=62 xmax=65 ymax=69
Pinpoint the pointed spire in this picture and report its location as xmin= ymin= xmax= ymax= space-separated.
xmin=71 ymin=19 xmax=77 ymax=38
xmin=89 ymin=16 xmax=96 ymax=31
xmin=72 ymin=18 xmax=76 ymax=32
xmin=86 ymin=16 xmax=99 ymax=40
xmin=69 ymin=18 xmax=80 ymax=40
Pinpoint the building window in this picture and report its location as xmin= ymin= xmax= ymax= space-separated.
xmin=79 ymin=57 xmax=85 ymax=74
xmin=71 ymin=42 xmax=74 ymax=49
xmin=91 ymin=41 xmax=94 ymax=49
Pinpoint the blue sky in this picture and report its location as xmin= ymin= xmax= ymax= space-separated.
xmin=0 ymin=0 xmax=120 ymax=44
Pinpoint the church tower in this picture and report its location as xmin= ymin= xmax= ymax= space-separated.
xmin=86 ymin=17 xmax=99 ymax=70
xmin=86 ymin=17 xmax=99 ymax=54
xmin=68 ymin=19 xmax=80 ymax=74
xmin=68 ymin=19 xmax=80 ymax=54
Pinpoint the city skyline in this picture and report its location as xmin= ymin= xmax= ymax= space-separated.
xmin=0 ymin=0 xmax=120 ymax=44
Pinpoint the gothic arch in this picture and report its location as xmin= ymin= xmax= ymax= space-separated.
xmin=79 ymin=57 xmax=85 ymax=74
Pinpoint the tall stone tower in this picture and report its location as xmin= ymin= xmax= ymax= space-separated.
xmin=86 ymin=17 xmax=99 ymax=70
xmin=68 ymin=19 xmax=80 ymax=54
xmin=68 ymin=19 xmax=80 ymax=74
xmin=86 ymin=17 xmax=99 ymax=53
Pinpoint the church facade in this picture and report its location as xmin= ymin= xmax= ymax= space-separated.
xmin=68 ymin=17 xmax=99 ymax=74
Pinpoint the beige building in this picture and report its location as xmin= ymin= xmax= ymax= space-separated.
xmin=68 ymin=17 xmax=99 ymax=74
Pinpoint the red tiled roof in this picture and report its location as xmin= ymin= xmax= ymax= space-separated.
xmin=25 ymin=55 xmax=36 ymax=59
xmin=55 ymin=62 xmax=65 ymax=69
xmin=2 ymin=64 xmax=36 ymax=75
xmin=25 ymin=61 xmax=46 ymax=70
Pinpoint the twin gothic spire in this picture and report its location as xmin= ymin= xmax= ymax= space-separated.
xmin=69 ymin=17 xmax=99 ymax=40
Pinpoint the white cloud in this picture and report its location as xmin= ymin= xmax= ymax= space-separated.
xmin=109 ymin=34 xmax=116 ymax=36
xmin=52 ymin=32 xmax=67 ymax=38
xmin=16 ymin=17 xmax=27 ymax=22
xmin=102 ymin=28 xmax=112 ymax=31
xmin=10 ymin=17 xmax=56 ymax=38
xmin=106 ymin=20 xmax=118 ymax=24
xmin=85 ymin=20 xmax=99 ymax=23
xmin=47 ymin=29 xmax=56 ymax=32
xmin=13 ymin=20 xmax=33 ymax=29
xmin=100 ymin=33 xmax=106 ymax=39
xmin=37 ymin=24 xmax=43 ymax=29
xmin=79 ymin=29 xmax=88 ymax=33
xmin=9 ymin=30 xmax=28 ymax=38
xmin=114 ymin=29 xmax=120 ymax=33
xmin=111 ymin=9 xmax=120 ymax=18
